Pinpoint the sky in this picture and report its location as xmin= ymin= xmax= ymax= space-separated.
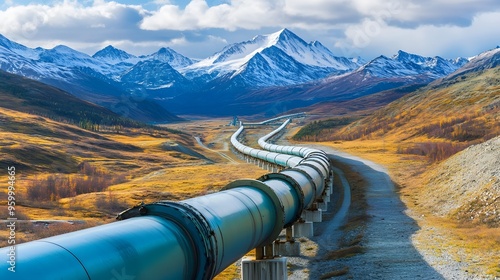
xmin=1 ymin=0 xmax=499 ymax=61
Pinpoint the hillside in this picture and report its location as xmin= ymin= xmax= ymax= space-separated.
xmin=338 ymin=66 xmax=499 ymax=142
xmin=296 ymin=64 xmax=499 ymax=160
xmin=0 ymin=107 xmax=196 ymax=173
xmin=291 ymin=83 xmax=427 ymax=120
xmin=0 ymin=70 xmax=143 ymax=129
xmin=419 ymin=136 xmax=499 ymax=227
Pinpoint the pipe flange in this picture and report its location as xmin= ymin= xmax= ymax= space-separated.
xmin=304 ymin=157 xmax=330 ymax=176
xmin=288 ymin=167 xmax=317 ymax=199
xmin=118 ymin=202 xmax=218 ymax=280
xmin=222 ymin=179 xmax=285 ymax=247
xmin=257 ymin=173 xmax=305 ymax=228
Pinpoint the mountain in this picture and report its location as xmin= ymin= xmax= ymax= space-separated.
xmin=208 ymin=50 xmax=468 ymax=116
xmin=92 ymin=45 xmax=138 ymax=64
xmin=119 ymin=59 xmax=194 ymax=99
xmin=327 ymin=48 xmax=499 ymax=144
xmin=0 ymin=69 xmax=140 ymax=127
xmin=0 ymin=31 xmax=480 ymax=118
xmin=0 ymin=35 xmax=184 ymax=122
xmin=444 ymin=47 xmax=500 ymax=79
xmin=141 ymin=47 xmax=196 ymax=69
xmin=182 ymin=28 xmax=361 ymax=88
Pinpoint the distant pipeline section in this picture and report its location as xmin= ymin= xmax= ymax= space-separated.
xmin=242 ymin=112 xmax=306 ymax=126
xmin=0 ymin=118 xmax=331 ymax=280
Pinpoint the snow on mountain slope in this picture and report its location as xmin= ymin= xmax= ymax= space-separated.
xmin=447 ymin=47 xmax=500 ymax=78
xmin=352 ymin=50 xmax=469 ymax=79
xmin=93 ymin=45 xmax=139 ymax=65
xmin=392 ymin=50 xmax=468 ymax=77
xmin=141 ymin=47 xmax=195 ymax=69
xmin=183 ymin=28 xmax=360 ymax=87
xmin=120 ymin=59 xmax=190 ymax=90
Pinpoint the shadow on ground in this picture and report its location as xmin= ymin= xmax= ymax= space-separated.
xmin=302 ymin=150 xmax=443 ymax=280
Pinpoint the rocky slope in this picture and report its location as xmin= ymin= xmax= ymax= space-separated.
xmin=420 ymin=136 xmax=500 ymax=227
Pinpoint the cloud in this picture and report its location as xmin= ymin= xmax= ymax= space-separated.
xmin=140 ymin=0 xmax=500 ymax=31
xmin=0 ymin=1 xmax=145 ymax=41
xmin=140 ymin=0 xmax=287 ymax=31
xmin=0 ymin=0 xmax=498 ymax=60
xmin=332 ymin=11 xmax=500 ymax=59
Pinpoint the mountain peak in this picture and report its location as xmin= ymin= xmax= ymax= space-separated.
xmin=145 ymin=47 xmax=194 ymax=69
xmin=392 ymin=50 xmax=424 ymax=62
xmin=271 ymin=28 xmax=306 ymax=45
xmin=93 ymin=45 xmax=136 ymax=62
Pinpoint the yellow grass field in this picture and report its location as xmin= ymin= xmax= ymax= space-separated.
xmin=0 ymin=111 xmax=271 ymax=279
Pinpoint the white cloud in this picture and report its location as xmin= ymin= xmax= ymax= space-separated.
xmin=0 ymin=1 xmax=145 ymax=41
xmin=0 ymin=0 xmax=498 ymax=59
xmin=140 ymin=0 xmax=286 ymax=31
xmin=333 ymin=11 xmax=500 ymax=59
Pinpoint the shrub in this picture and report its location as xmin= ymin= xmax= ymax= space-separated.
xmin=397 ymin=141 xmax=470 ymax=162
xmin=26 ymin=162 xmax=126 ymax=201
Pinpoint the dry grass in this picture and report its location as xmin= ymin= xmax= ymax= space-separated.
xmin=0 ymin=111 xmax=271 ymax=278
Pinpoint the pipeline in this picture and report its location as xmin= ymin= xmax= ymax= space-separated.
xmin=231 ymin=126 xmax=302 ymax=168
xmin=257 ymin=119 xmax=332 ymax=195
xmin=243 ymin=112 xmax=306 ymax=126
xmin=0 ymin=119 xmax=331 ymax=280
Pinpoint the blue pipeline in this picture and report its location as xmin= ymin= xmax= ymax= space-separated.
xmin=231 ymin=126 xmax=303 ymax=168
xmin=0 ymin=119 xmax=331 ymax=280
xmin=257 ymin=119 xmax=331 ymax=199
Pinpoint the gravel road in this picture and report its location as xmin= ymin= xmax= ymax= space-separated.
xmin=288 ymin=146 xmax=457 ymax=280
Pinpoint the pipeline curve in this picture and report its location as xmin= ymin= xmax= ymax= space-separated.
xmin=0 ymin=118 xmax=332 ymax=280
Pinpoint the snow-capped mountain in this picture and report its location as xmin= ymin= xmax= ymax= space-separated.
xmin=392 ymin=50 xmax=468 ymax=77
xmin=228 ymin=50 xmax=470 ymax=113
xmin=141 ymin=47 xmax=196 ymax=69
xmin=120 ymin=59 xmax=191 ymax=91
xmin=0 ymin=31 xmax=481 ymax=118
xmin=182 ymin=28 xmax=361 ymax=88
xmin=355 ymin=50 xmax=468 ymax=79
xmin=446 ymin=47 xmax=500 ymax=79
xmin=93 ymin=45 xmax=138 ymax=64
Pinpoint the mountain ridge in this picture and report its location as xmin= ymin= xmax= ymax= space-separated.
xmin=0 ymin=30 xmax=481 ymax=117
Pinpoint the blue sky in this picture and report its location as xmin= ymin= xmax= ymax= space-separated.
xmin=1 ymin=0 xmax=499 ymax=60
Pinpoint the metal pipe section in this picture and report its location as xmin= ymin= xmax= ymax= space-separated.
xmin=231 ymin=126 xmax=302 ymax=168
xmin=0 ymin=118 xmax=331 ymax=280
xmin=0 ymin=216 xmax=201 ymax=280
xmin=243 ymin=112 xmax=306 ymax=126
xmin=258 ymin=119 xmax=331 ymax=198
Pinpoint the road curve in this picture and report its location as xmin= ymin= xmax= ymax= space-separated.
xmin=295 ymin=145 xmax=445 ymax=279
xmin=194 ymin=136 xmax=238 ymax=163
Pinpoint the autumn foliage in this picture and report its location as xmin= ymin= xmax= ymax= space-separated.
xmin=26 ymin=162 xmax=125 ymax=201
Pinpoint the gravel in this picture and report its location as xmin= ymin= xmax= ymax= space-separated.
xmin=419 ymin=136 xmax=500 ymax=227
xmin=286 ymin=146 xmax=483 ymax=280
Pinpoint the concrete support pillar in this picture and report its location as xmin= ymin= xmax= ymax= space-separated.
xmin=241 ymin=257 xmax=288 ymax=280
xmin=323 ymin=190 xmax=331 ymax=203
xmin=274 ymin=241 xmax=300 ymax=257
xmin=293 ymin=221 xmax=314 ymax=238
xmin=318 ymin=200 xmax=328 ymax=211
xmin=274 ymin=227 xmax=300 ymax=256
xmin=301 ymin=209 xmax=322 ymax=223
